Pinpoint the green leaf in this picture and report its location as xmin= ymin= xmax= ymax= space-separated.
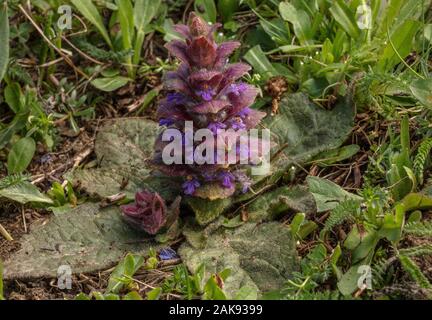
xmin=204 ymin=275 xmax=227 ymax=300
xmin=7 ymin=137 xmax=36 ymax=174
xmin=179 ymin=222 xmax=298 ymax=297
xmin=401 ymin=193 xmax=432 ymax=211
xmin=116 ymin=0 xmax=134 ymax=75
xmin=0 ymin=113 xmax=28 ymax=149
xmin=218 ymin=0 xmax=239 ymax=22
xmin=244 ymin=45 xmax=278 ymax=80
xmin=379 ymin=204 xmax=405 ymax=243
xmin=290 ymin=212 xmax=306 ymax=236
xmin=329 ymin=0 xmax=361 ymax=39
xmin=187 ymin=197 xmax=232 ymax=226
xmin=352 ymin=230 xmax=379 ymax=263
xmin=0 ymin=1 xmax=9 ymax=84
xmin=4 ymin=82 xmax=23 ymax=113
xmin=0 ymin=181 xmax=53 ymax=204
xmin=377 ymin=20 xmax=422 ymax=72
xmin=337 ymin=263 xmax=369 ymax=296
xmin=91 ymin=76 xmax=131 ymax=92
xmin=106 ymin=253 xmax=144 ymax=294
xmin=146 ymin=287 xmax=162 ymax=300
xmin=279 ymin=2 xmax=312 ymax=44
xmin=410 ymin=78 xmax=432 ymax=108
xmin=71 ymin=0 xmax=113 ymax=48
xmin=194 ymin=0 xmax=217 ymax=23
xmin=133 ymin=0 xmax=161 ymax=66
xmin=344 ymin=225 xmax=361 ymax=250
xmin=122 ymin=291 xmax=143 ymax=300
xmin=310 ymin=145 xmax=360 ymax=166
xmin=307 ymin=176 xmax=362 ymax=212
xmin=75 ymin=293 xmax=91 ymax=300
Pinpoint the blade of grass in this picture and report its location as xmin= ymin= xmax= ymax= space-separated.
xmin=116 ymin=0 xmax=134 ymax=77
xmin=0 ymin=1 xmax=9 ymax=83
xmin=71 ymin=0 xmax=113 ymax=48
xmin=133 ymin=0 xmax=161 ymax=71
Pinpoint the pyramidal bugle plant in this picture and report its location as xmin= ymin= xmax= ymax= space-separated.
xmin=152 ymin=12 xmax=268 ymax=200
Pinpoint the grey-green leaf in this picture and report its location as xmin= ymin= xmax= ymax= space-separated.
xmin=263 ymin=92 xmax=355 ymax=180
xmin=179 ymin=222 xmax=299 ymax=297
xmin=307 ymin=176 xmax=362 ymax=212
xmin=3 ymin=203 xmax=159 ymax=280
xmin=66 ymin=118 xmax=180 ymax=200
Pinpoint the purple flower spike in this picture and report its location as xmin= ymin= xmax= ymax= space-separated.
xmin=151 ymin=12 xmax=268 ymax=199
xmin=183 ymin=178 xmax=201 ymax=195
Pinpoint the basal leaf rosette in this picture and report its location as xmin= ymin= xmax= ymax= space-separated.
xmin=152 ymin=13 xmax=268 ymax=200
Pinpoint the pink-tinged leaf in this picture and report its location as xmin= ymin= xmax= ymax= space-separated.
xmin=219 ymin=63 xmax=251 ymax=89
xmin=227 ymin=85 xmax=259 ymax=114
xmin=165 ymin=41 xmax=190 ymax=64
xmin=192 ymin=100 xmax=231 ymax=114
xmin=188 ymin=12 xmax=211 ymax=37
xmin=243 ymin=109 xmax=267 ymax=129
xmin=214 ymin=41 xmax=241 ymax=67
xmin=189 ymin=70 xmax=223 ymax=89
xmin=188 ymin=37 xmax=217 ymax=68
xmin=120 ymin=190 xmax=171 ymax=235
xmin=157 ymin=100 xmax=190 ymax=122
xmin=173 ymin=24 xmax=191 ymax=39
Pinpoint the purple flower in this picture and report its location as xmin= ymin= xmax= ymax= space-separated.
xmin=159 ymin=118 xmax=174 ymax=127
xmin=159 ymin=247 xmax=178 ymax=260
xmin=229 ymin=117 xmax=246 ymax=131
xmin=238 ymin=107 xmax=252 ymax=119
xmin=182 ymin=178 xmax=201 ymax=195
xmin=218 ymin=171 xmax=235 ymax=188
xmin=233 ymin=170 xmax=252 ymax=193
xmin=197 ymin=88 xmax=216 ymax=101
xmin=229 ymin=83 xmax=248 ymax=96
xmin=167 ymin=92 xmax=185 ymax=104
xmin=208 ymin=121 xmax=227 ymax=134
